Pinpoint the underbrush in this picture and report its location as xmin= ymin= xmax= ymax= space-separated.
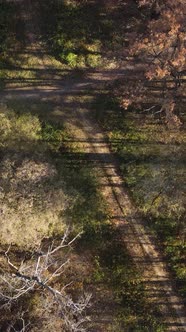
xmin=93 ymin=92 xmax=186 ymax=299
xmin=0 ymin=1 xmax=70 ymax=89
xmin=38 ymin=0 xmax=125 ymax=68
xmin=0 ymin=104 xmax=68 ymax=247
xmin=81 ymin=225 xmax=165 ymax=331
xmin=0 ymin=1 xmax=24 ymax=89
xmin=0 ymin=101 xmax=165 ymax=331
xmin=0 ymin=2 xmax=17 ymax=54
xmin=0 ymin=1 xmax=17 ymax=89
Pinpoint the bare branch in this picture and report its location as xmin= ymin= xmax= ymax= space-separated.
xmin=0 ymin=230 xmax=91 ymax=332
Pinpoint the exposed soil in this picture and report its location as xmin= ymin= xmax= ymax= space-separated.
xmin=1 ymin=0 xmax=186 ymax=331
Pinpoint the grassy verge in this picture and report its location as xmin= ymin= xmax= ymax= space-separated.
xmin=93 ymin=91 xmax=186 ymax=299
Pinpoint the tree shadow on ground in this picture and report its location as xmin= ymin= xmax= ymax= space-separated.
xmin=38 ymin=0 xmax=135 ymax=65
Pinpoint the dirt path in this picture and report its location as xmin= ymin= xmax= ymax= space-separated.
xmin=1 ymin=1 xmax=186 ymax=331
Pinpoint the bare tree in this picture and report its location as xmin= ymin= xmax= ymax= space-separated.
xmin=0 ymin=229 xmax=91 ymax=332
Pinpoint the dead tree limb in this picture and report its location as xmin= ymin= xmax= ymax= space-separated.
xmin=0 ymin=229 xmax=91 ymax=332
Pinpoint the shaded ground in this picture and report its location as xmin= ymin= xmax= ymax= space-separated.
xmin=0 ymin=0 xmax=186 ymax=331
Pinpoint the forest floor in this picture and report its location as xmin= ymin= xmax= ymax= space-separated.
xmin=1 ymin=0 xmax=186 ymax=331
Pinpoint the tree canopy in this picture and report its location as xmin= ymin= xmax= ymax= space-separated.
xmin=119 ymin=0 xmax=186 ymax=127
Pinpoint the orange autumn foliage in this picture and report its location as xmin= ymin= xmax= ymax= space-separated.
xmin=120 ymin=0 xmax=186 ymax=127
